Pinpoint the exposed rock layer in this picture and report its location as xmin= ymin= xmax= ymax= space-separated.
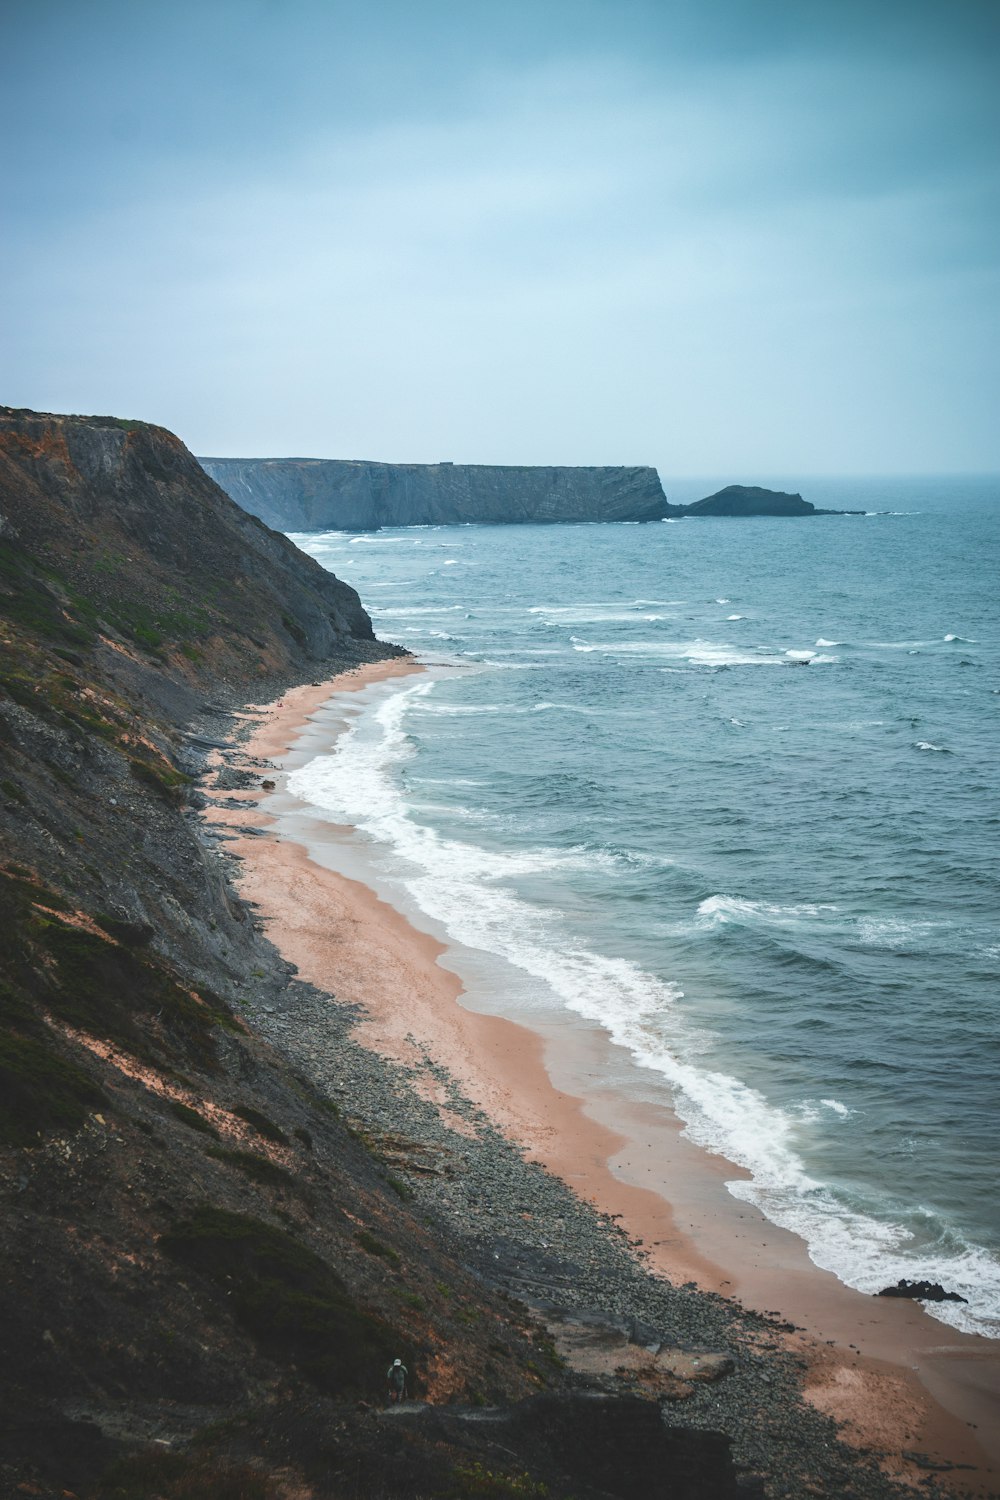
xmin=198 ymin=456 xmax=675 ymax=528
xmin=200 ymin=459 xmax=863 ymax=530
xmin=2 ymin=408 xmax=377 ymax=689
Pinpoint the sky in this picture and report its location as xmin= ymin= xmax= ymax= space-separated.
xmin=2 ymin=0 xmax=999 ymax=477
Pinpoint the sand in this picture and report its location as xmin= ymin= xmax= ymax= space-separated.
xmin=204 ymin=659 xmax=999 ymax=1495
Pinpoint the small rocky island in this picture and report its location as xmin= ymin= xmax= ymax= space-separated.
xmin=683 ymin=484 xmax=863 ymax=517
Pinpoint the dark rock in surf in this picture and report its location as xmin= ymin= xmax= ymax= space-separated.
xmin=877 ymin=1279 xmax=968 ymax=1303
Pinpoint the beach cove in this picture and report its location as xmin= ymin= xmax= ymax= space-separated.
xmin=201 ymin=658 xmax=1000 ymax=1497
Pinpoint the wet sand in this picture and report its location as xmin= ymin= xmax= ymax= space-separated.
xmin=205 ymin=659 xmax=999 ymax=1494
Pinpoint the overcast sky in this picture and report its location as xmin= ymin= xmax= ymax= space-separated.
xmin=3 ymin=0 xmax=998 ymax=476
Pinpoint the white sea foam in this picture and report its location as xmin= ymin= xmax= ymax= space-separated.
xmin=370 ymin=605 xmax=465 ymax=616
xmin=286 ymin=680 xmax=1000 ymax=1336
xmin=576 ymin=639 xmax=792 ymax=667
xmin=528 ymin=604 xmax=675 ymax=626
xmin=697 ymin=898 xmax=950 ymax=954
xmin=727 ymin=614 xmax=745 ymax=621
xmin=697 ymin=896 xmax=838 ymax=928
xmin=815 ymin=638 xmax=843 ymax=647
xmin=855 ymin=916 xmax=947 ymax=948
xmin=914 ymin=741 xmax=948 ymax=753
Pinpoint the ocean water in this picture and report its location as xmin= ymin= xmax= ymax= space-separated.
xmin=286 ymin=475 xmax=1000 ymax=1336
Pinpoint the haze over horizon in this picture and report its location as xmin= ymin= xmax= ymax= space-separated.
xmin=3 ymin=0 xmax=998 ymax=478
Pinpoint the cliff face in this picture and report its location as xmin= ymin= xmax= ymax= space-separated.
xmin=0 ymin=409 xmax=912 ymax=1500
xmin=198 ymin=456 xmax=675 ymax=530
xmin=0 ymin=407 xmax=760 ymax=1500
xmin=1 ymin=410 xmax=378 ymax=702
xmin=0 ymin=408 xmax=550 ymax=1493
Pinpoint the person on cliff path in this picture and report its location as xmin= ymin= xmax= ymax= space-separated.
xmin=386 ymin=1358 xmax=408 ymax=1403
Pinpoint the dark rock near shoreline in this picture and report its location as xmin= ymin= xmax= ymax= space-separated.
xmin=877 ymin=1279 xmax=969 ymax=1303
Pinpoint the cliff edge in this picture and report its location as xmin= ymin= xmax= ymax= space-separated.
xmin=198 ymin=456 xmax=675 ymax=529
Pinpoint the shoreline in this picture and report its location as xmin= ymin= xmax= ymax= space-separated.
xmin=205 ymin=658 xmax=999 ymax=1495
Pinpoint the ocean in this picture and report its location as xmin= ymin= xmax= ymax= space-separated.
xmin=285 ymin=475 xmax=1000 ymax=1337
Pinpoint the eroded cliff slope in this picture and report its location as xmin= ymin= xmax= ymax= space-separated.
xmin=0 ymin=408 xmax=764 ymax=1500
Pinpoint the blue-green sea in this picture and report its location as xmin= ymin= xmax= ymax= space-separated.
xmin=288 ymin=475 xmax=1000 ymax=1336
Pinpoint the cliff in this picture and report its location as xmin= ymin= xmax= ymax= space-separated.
xmin=198 ymin=456 xmax=675 ymax=529
xmin=0 ymin=407 xmax=758 ymax=1500
xmin=0 ymin=408 xmax=910 ymax=1500
xmin=1 ymin=409 xmax=379 ymax=705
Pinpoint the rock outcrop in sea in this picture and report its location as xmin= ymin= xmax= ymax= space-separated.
xmin=684 ymin=484 xmax=862 ymax=517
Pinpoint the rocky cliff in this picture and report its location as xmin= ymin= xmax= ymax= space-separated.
xmin=0 ymin=408 xmax=911 ymax=1500
xmin=2 ymin=409 xmax=378 ymax=699
xmin=198 ymin=456 xmax=675 ymax=529
xmin=0 ymin=407 xmax=759 ymax=1500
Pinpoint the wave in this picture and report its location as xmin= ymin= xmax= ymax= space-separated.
xmin=370 ymin=605 xmax=466 ymax=615
xmin=914 ymin=741 xmax=949 ymax=753
xmin=528 ymin=605 xmax=676 ymax=625
xmin=285 ymin=681 xmax=1000 ymax=1336
xmin=569 ymin=638 xmax=798 ymax=667
xmin=696 ymin=897 xmax=952 ymax=952
xmin=944 ymin=634 xmax=976 ymax=643
xmin=697 ymin=896 xmax=839 ymax=929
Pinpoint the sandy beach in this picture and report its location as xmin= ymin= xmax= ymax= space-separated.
xmin=204 ymin=659 xmax=999 ymax=1496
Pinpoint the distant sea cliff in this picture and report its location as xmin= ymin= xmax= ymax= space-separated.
xmin=197 ymin=457 xmax=674 ymax=528
xmin=198 ymin=458 xmax=859 ymax=529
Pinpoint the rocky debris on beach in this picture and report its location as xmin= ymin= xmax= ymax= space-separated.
xmin=239 ymin=967 xmax=951 ymax=1500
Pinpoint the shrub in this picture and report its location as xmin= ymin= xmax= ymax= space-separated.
xmin=205 ymin=1148 xmax=294 ymax=1188
xmin=357 ymin=1230 xmax=401 ymax=1265
xmin=168 ymin=1101 xmax=217 ymax=1136
xmin=234 ymin=1104 xmax=289 ymax=1144
xmin=0 ymin=1029 xmax=107 ymax=1146
xmin=160 ymin=1206 xmax=398 ymax=1394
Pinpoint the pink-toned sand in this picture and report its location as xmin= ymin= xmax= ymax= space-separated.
xmin=205 ymin=660 xmax=999 ymax=1494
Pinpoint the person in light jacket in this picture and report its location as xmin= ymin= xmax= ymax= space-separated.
xmin=386 ymin=1357 xmax=408 ymax=1403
